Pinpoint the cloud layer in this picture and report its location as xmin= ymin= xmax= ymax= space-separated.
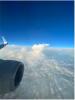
xmin=0 ymin=44 xmax=74 ymax=99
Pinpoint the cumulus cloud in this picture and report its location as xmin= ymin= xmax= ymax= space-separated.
xmin=31 ymin=44 xmax=49 ymax=58
xmin=0 ymin=44 xmax=74 ymax=99
xmin=32 ymin=43 xmax=49 ymax=51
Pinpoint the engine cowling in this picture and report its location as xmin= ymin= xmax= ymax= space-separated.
xmin=0 ymin=59 xmax=24 ymax=94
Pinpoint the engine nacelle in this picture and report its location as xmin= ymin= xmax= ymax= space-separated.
xmin=0 ymin=59 xmax=24 ymax=94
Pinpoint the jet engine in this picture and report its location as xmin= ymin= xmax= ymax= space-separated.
xmin=0 ymin=59 xmax=24 ymax=94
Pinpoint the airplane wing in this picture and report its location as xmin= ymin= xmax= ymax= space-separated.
xmin=2 ymin=36 xmax=8 ymax=45
xmin=0 ymin=36 xmax=8 ymax=49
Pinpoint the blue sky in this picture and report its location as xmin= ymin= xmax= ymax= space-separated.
xmin=0 ymin=1 xmax=74 ymax=47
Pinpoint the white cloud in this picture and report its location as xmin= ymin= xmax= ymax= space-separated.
xmin=0 ymin=44 xmax=74 ymax=99
xmin=32 ymin=43 xmax=49 ymax=50
xmin=31 ymin=44 xmax=49 ymax=58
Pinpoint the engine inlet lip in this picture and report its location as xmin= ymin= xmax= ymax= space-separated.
xmin=13 ymin=62 xmax=24 ymax=88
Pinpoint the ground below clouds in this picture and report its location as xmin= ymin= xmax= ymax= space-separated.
xmin=0 ymin=44 xmax=74 ymax=99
